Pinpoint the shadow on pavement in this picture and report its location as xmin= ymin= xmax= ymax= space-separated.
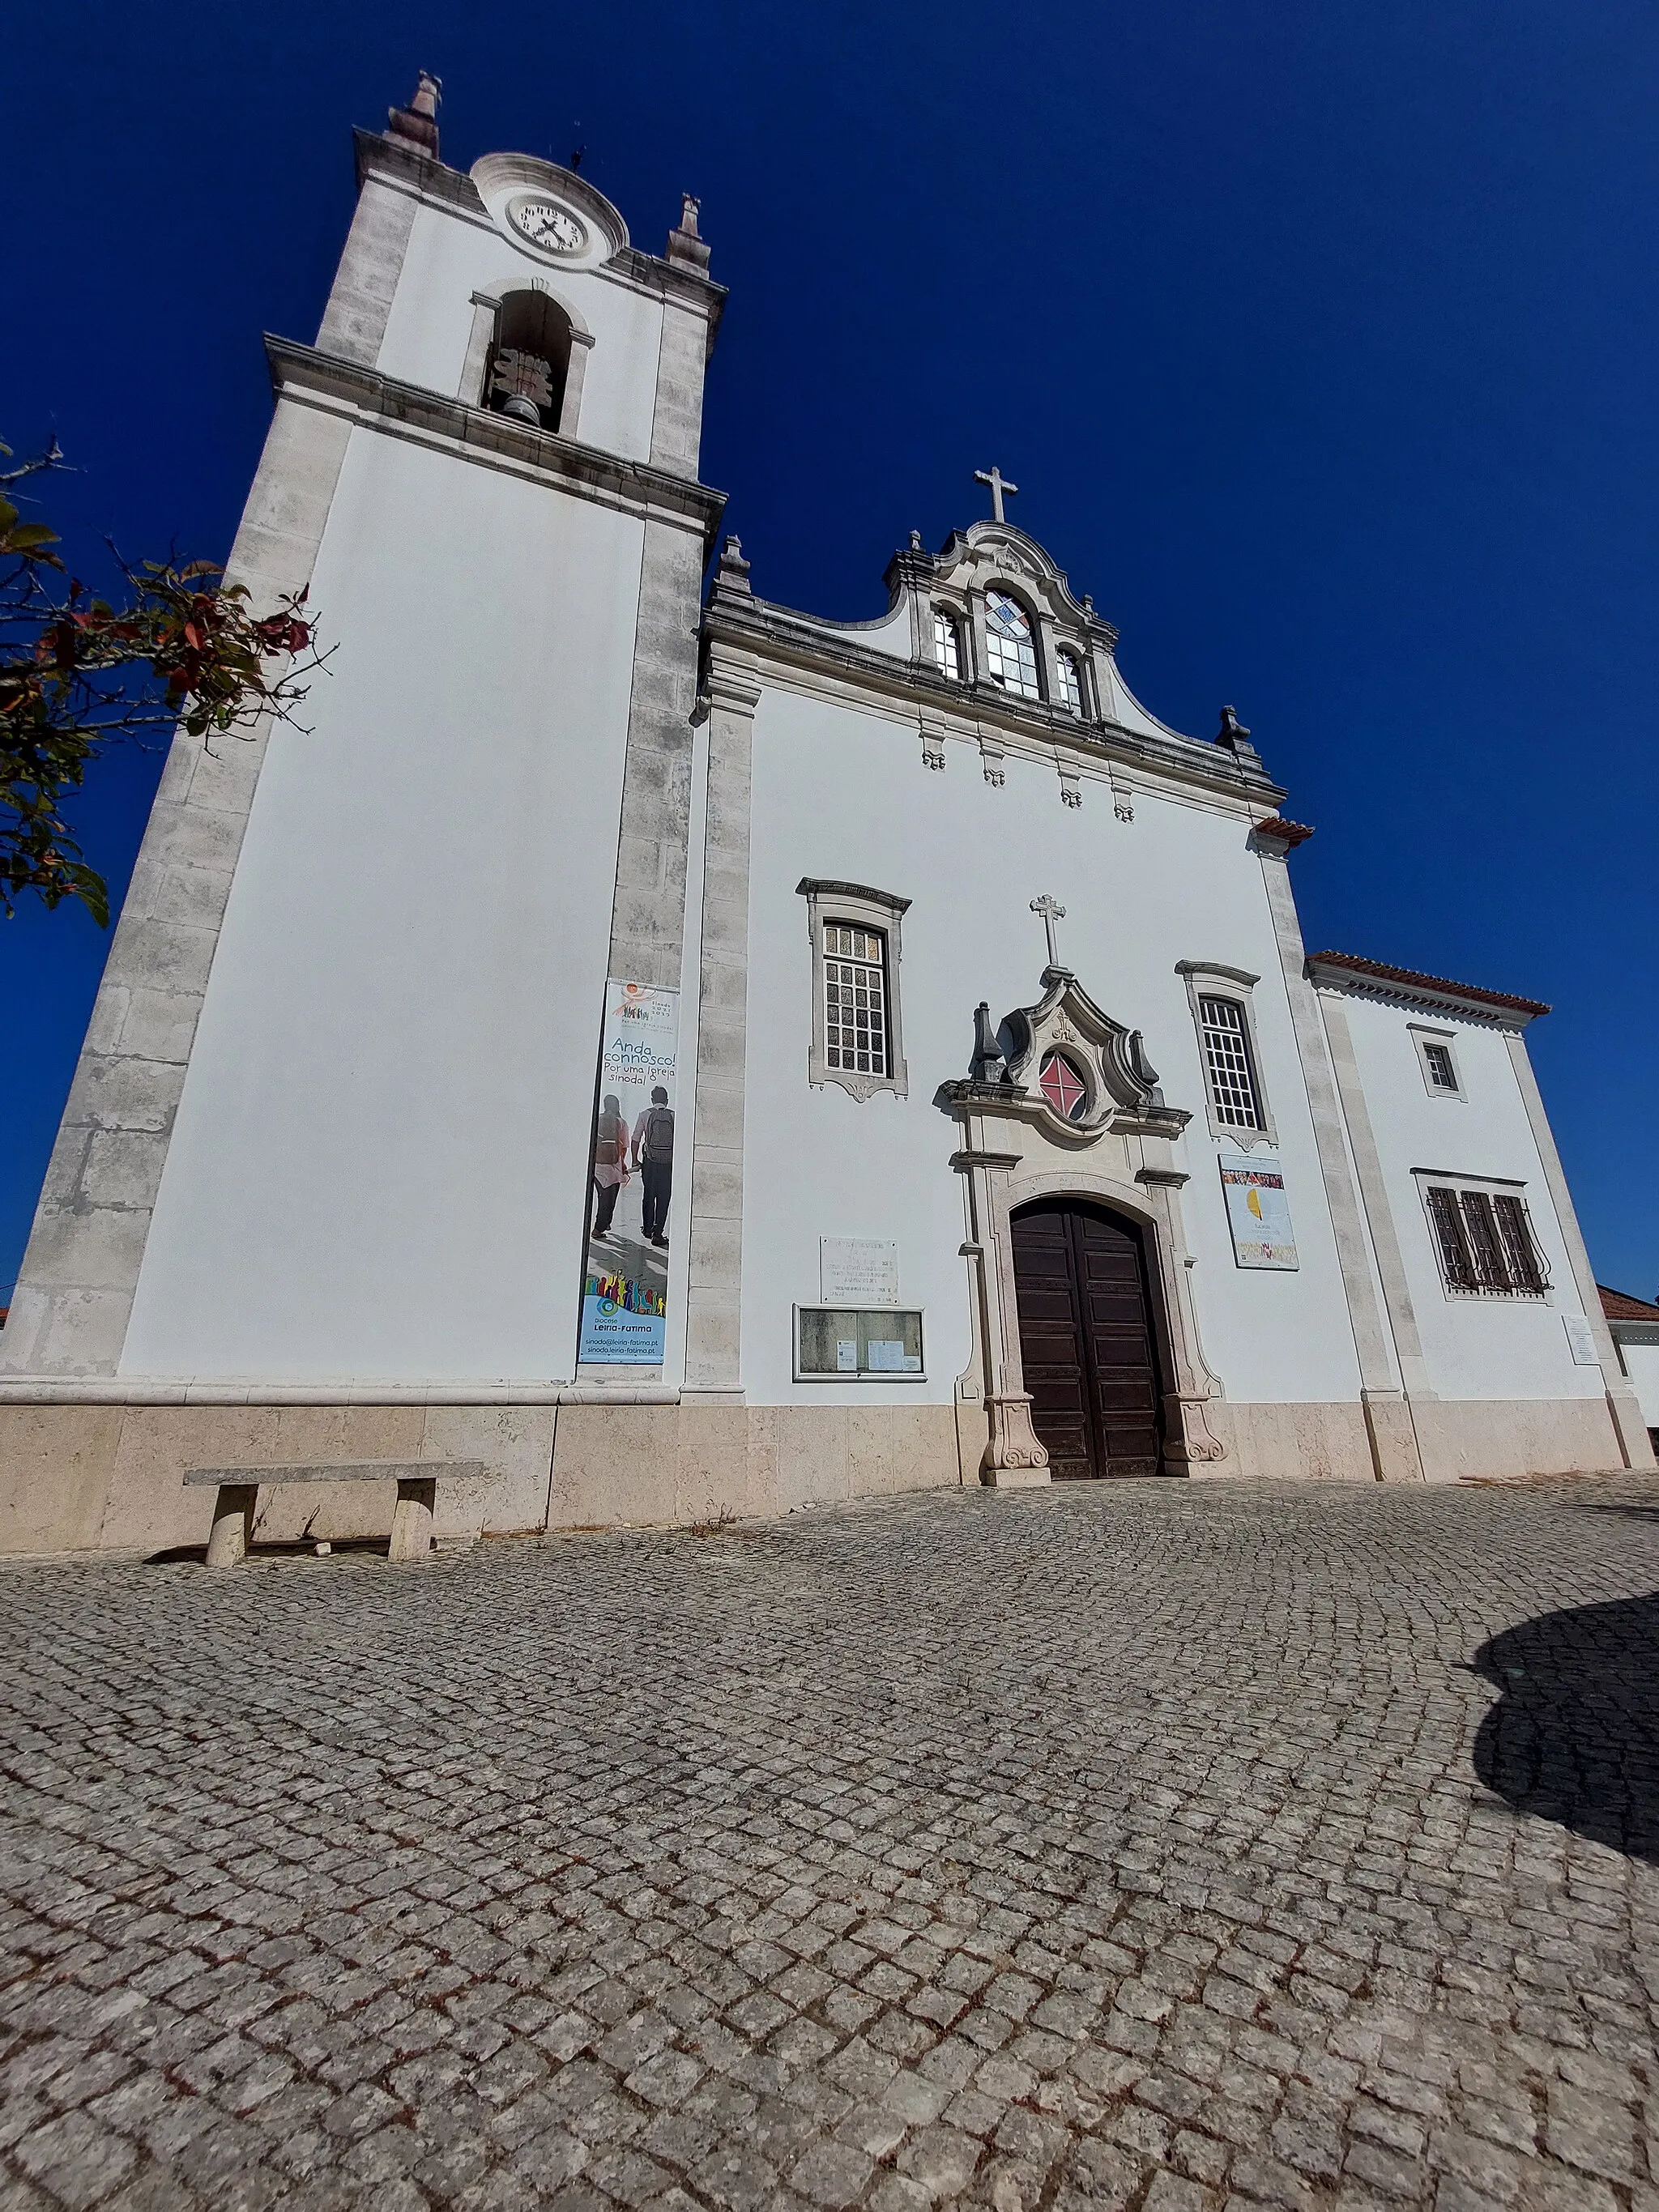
xmin=1472 ymin=1590 xmax=1659 ymax=1862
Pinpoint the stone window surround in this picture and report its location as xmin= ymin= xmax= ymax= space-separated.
xmin=922 ymin=580 xmax=1098 ymax=718
xmin=1410 ymin=1023 xmax=1465 ymax=1102
xmin=460 ymin=281 xmax=595 ymax=440
xmin=797 ymin=879 xmax=911 ymax=1102
xmin=1175 ymin=960 xmax=1278 ymax=1152
xmin=1411 ymin=1169 xmax=1552 ymax=1303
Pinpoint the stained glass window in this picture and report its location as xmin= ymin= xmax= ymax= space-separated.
xmin=984 ymin=591 xmax=1041 ymax=699
xmin=1038 ymin=1051 xmax=1088 ymax=1122
xmin=933 ymin=610 xmax=961 ymax=680
xmin=824 ymin=924 xmax=888 ymax=1077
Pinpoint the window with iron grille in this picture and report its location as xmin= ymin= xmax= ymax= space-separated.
xmin=933 ymin=610 xmax=962 ymax=680
xmin=1056 ymin=650 xmax=1083 ymax=714
xmin=1423 ymin=1182 xmax=1550 ymax=1298
xmin=983 ymin=591 xmax=1042 ymax=699
xmin=823 ymin=924 xmax=889 ymax=1078
xmin=1197 ymin=995 xmax=1263 ymax=1132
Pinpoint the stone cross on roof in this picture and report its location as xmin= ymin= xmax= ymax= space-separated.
xmin=974 ymin=466 xmax=1019 ymax=524
xmin=1030 ymin=893 xmax=1066 ymax=969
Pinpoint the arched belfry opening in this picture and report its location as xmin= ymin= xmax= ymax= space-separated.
xmin=486 ymin=291 xmax=574 ymax=431
xmin=1009 ymin=1196 xmax=1166 ymax=1479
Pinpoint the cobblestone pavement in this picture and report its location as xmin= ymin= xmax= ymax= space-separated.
xmin=3 ymin=1475 xmax=1659 ymax=2212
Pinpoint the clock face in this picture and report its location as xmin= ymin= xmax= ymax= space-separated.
xmin=510 ymin=198 xmax=586 ymax=254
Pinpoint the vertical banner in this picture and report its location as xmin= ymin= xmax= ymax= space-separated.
xmin=1219 ymin=1157 xmax=1299 ymax=1270
xmin=580 ymin=980 xmax=680 ymax=1364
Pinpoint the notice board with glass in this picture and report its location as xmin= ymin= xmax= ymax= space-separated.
xmin=795 ymin=1306 xmax=925 ymax=1380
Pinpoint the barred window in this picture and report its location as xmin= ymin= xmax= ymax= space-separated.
xmin=1056 ymin=650 xmax=1083 ymax=714
xmin=1198 ymin=995 xmax=1263 ymax=1132
xmin=984 ymin=591 xmax=1041 ymax=699
xmin=933 ymin=610 xmax=962 ymax=680
xmin=1425 ymin=1183 xmax=1550 ymax=1298
xmin=823 ymin=924 xmax=888 ymax=1078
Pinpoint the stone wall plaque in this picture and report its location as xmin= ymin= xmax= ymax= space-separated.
xmin=820 ymin=1238 xmax=900 ymax=1306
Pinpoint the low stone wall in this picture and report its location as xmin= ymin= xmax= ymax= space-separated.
xmin=0 ymin=1399 xmax=971 ymax=1557
xmin=0 ymin=1389 xmax=1639 ymax=1554
xmin=1409 ymin=1394 xmax=1632 ymax=1485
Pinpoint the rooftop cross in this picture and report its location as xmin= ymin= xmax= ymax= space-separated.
xmin=974 ymin=465 xmax=1020 ymax=524
xmin=1030 ymin=893 xmax=1067 ymax=969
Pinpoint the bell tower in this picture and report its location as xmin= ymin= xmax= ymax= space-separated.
xmin=1 ymin=77 xmax=727 ymax=1395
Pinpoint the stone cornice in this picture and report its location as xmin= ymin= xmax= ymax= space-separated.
xmin=265 ymin=337 xmax=727 ymax=553
xmin=702 ymin=587 xmax=1285 ymax=808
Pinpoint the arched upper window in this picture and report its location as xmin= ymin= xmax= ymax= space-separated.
xmin=486 ymin=291 xmax=573 ymax=432
xmin=1056 ymin=650 xmax=1083 ymax=716
xmin=932 ymin=608 xmax=962 ymax=680
xmin=983 ymin=591 xmax=1041 ymax=700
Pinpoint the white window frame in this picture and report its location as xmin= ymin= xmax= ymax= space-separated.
xmin=1410 ymin=1025 xmax=1465 ymax=1101
xmin=798 ymin=879 xmax=910 ymax=1102
xmin=932 ymin=607 xmax=962 ymax=680
xmin=1055 ymin=648 xmax=1084 ymax=715
xmin=1175 ymin=961 xmax=1277 ymax=1150
xmin=1412 ymin=1170 xmax=1552 ymax=1302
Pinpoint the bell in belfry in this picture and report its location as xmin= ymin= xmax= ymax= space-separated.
xmin=489 ymin=345 xmax=555 ymax=427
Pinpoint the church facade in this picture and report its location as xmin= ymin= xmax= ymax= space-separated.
xmin=1 ymin=84 xmax=1648 ymax=1555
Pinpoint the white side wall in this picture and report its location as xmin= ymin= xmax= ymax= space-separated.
xmin=121 ymin=428 xmax=646 ymax=1382
xmin=374 ymin=202 xmax=665 ymax=462
xmin=1330 ymin=994 xmax=1603 ymax=1402
xmin=1615 ymin=1339 xmax=1659 ymax=1429
xmin=740 ymin=688 xmax=1366 ymax=1409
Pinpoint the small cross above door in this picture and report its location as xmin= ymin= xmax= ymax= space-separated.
xmin=1030 ymin=893 xmax=1066 ymax=969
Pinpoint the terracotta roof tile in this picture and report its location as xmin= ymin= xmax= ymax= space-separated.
xmin=1599 ymin=1284 xmax=1659 ymax=1322
xmin=1306 ymin=950 xmax=1550 ymax=1020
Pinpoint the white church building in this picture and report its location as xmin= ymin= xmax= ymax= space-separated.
xmin=1 ymin=79 xmax=1649 ymax=1556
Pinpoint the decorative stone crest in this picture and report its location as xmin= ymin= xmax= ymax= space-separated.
xmin=942 ymin=968 xmax=1191 ymax=1147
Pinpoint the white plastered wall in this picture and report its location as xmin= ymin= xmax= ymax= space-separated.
xmin=373 ymin=201 xmax=664 ymax=462
xmin=1615 ymin=1340 xmax=1659 ymax=1429
xmin=740 ymin=688 xmax=1365 ymax=1410
xmin=121 ymin=427 xmax=646 ymax=1382
xmin=1330 ymin=995 xmax=1603 ymax=1402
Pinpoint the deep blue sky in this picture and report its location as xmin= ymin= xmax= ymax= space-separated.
xmin=5 ymin=2 xmax=1657 ymax=1304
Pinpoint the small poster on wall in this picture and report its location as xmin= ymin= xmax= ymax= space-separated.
xmin=1220 ymin=1157 xmax=1299 ymax=1271
xmin=579 ymin=980 xmax=680 ymax=1364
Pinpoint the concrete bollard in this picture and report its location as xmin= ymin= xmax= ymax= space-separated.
xmin=205 ymin=1483 xmax=258 ymax=1567
xmin=387 ymin=1477 xmax=437 ymax=1562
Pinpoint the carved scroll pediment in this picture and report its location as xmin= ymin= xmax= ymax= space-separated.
xmin=942 ymin=969 xmax=1191 ymax=1144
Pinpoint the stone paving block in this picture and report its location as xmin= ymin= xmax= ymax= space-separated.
xmin=2 ymin=1477 xmax=1659 ymax=2210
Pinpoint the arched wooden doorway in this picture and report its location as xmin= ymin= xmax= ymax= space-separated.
xmin=1009 ymin=1197 xmax=1166 ymax=1478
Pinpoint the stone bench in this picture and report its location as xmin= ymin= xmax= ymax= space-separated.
xmin=184 ymin=1462 xmax=487 ymax=1567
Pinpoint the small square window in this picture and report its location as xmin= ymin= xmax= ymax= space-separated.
xmin=1412 ymin=1029 xmax=1464 ymax=1098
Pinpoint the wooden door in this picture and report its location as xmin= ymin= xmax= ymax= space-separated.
xmin=1010 ymin=1200 xmax=1164 ymax=1479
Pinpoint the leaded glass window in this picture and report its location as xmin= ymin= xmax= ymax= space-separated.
xmin=1197 ymin=995 xmax=1263 ymax=1132
xmin=933 ymin=610 xmax=961 ymax=680
xmin=1038 ymin=1051 xmax=1088 ymax=1122
xmin=824 ymin=924 xmax=888 ymax=1078
xmin=1056 ymin=650 xmax=1082 ymax=714
xmin=983 ymin=591 xmax=1041 ymax=699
